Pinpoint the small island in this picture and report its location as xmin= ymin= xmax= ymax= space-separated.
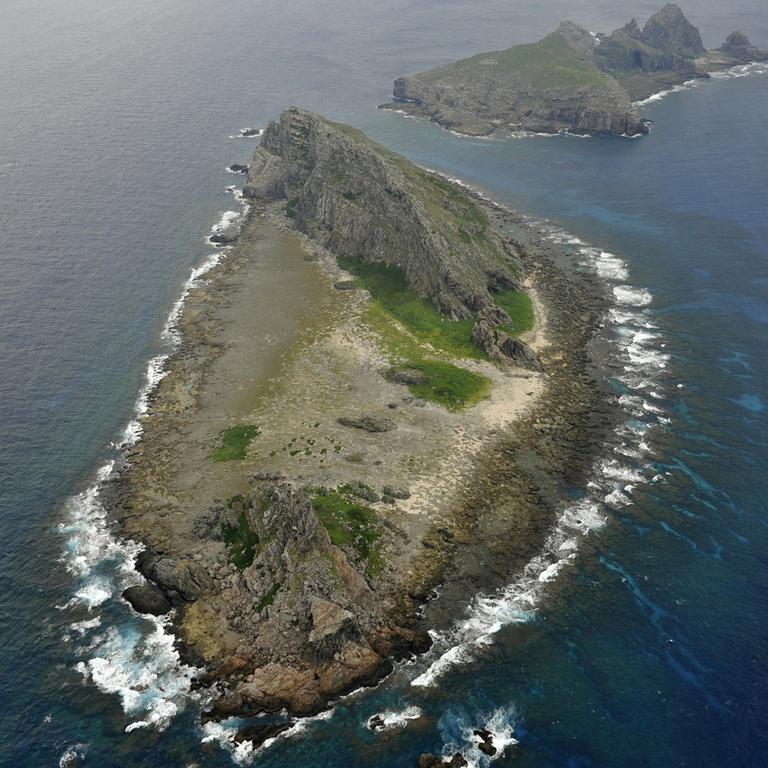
xmin=116 ymin=108 xmax=615 ymax=744
xmin=383 ymin=4 xmax=767 ymax=137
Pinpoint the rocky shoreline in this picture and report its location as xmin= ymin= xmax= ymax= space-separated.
xmin=109 ymin=113 xmax=619 ymax=750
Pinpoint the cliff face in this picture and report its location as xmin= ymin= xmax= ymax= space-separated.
xmin=389 ymin=22 xmax=648 ymax=137
xmin=244 ymin=107 xmax=523 ymax=320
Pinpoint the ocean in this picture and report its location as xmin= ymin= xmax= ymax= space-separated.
xmin=1 ymin=1 xmax=766 ymax=765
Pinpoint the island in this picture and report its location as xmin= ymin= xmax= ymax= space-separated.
xmin=115 ymin=108 xmax=615 ymax=744
xmin=383 ymin=4 xmax=768 ymax=136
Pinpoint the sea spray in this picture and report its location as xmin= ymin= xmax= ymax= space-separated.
xmin=436 ymin=705 xmax=519 ymax=767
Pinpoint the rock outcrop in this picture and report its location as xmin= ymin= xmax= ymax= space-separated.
xmin=718 ymin=31 xmax=768 ymax=63
xmin=244 ymin=108 xmax=540 ymax=365
xmin=200 ymin=482 xmax=424 ymax=718
xmin=386 ymin=4 xmax=767 ymax=134
xmin=628 ymin=3 xmax=704 ymax=59
xmin=244 ymin=107 xmax=523 ymax=320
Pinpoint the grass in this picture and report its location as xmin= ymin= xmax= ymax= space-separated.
xmin=393 ymin=359 xmax=491 ymax=411
xmin=257 ymin=582 xmax=281 ymax=611
xmin=457 ymin=31 xmax=617 ymax=91
xmin=493 ymin=289 xmax=534 ymax=335
xmin=312 ymin=490 xmax=383 ymax=577
xmin=221 ymin=506 xmax=260 ymax=570
xmin=211 ymin=424 xmax=260 ymax=462
xmin=361 ymin=290 xmax=490 ymax=412
xmin=337 ymin=255 xmax=481 ymax=360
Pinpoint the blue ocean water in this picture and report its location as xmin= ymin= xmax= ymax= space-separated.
xmin=1 ymin=1 xmax=766 ymax=766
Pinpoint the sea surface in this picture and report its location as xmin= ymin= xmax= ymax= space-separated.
xmin=1 ymin=1 xmax=766 ymax=766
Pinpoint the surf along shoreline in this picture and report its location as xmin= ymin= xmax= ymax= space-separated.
xmin=66 ymin=127 xmax=626 ymax=751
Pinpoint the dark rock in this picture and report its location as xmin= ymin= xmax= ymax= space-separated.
xmin=228 ymin=163 xmax=249 ymax=174
xmin=240 ymin=128 xmax=261 ymax=137
xmin=343 ymin=482 xmax=380 ymax=503
xmin=122 ymin=584 xmax=172 ymax=615
xmin=382 ymin=485 xmax=410 ymax=500
xmin=473 ymin=728 xmax=497 ymax=756
xmin=417 ymin=754 xmax=467 ymax=768
xmin=389 ymin=368 xmax=427 ymax=385
xmin=236 ymin=721 xmax=292 ymax=748
xmin=333 ymin=279 xmax=357 ymax=291
xmin=135 ymin=551 xmax=212 ymax=601
xmin=209 ymin=232 xmax=237 ymax=246
xmin=367 ymin=713 xmax=386 ymax=731
xmin=337 ymin=414 xmax=397 ymax=433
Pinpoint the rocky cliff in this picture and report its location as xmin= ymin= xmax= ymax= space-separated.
xmin=244 ymin=108 xmax=540 ymax=365
xmin=386 ymin=4 xmax=767 ymax=134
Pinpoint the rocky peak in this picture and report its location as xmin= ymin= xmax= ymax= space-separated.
xmin=719 ymin=31 xmax=768 ymax=62
xmin=635 ymin=3 xmax=705 ymax=58
xmin=553 ymin=21 xmax=597 ymax=58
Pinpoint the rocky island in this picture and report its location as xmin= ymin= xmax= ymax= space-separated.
xmin=115 ymin=107 xmax=615 ymax=743
xmin=384 ymin=4 xmax=767 ymax=136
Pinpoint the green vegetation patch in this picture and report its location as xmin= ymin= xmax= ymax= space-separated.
xmin=460 ymin=32 xmax=616 ymax=90
xmin=312 ymin=490 xmax=383 ymax=576
xmin=211 ymin=424 xmax=261 ymax=462
xmin=493 ymin=289 xmax=534 ymax=336
xmin=221 ymin=504 xmax=260 ymax=570
xmin=391 ymin=359 xmax=491 ymax=412
xmin=257 ymin=582 xmax=281 ymax=611
xmin=337 ymin=255 xmax=481 ymax=359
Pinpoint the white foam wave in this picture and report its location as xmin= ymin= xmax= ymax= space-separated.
xmin=439 ymin=706 xmax=519 ymax=767
xmin=582 ymin=248 xmax=629 ymax=281
xmin=411 ymin=498 xmax=605 ymax=687
xmin=59 ymin=743 xmax=88 ymax=768
xmin=367 ymin=705 xmax=423 ymax=731
xmin=614 ymin=285 xmax=653 ymax=306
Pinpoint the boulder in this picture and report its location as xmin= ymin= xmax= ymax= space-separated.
xmin=122 ymin=584 xmax=172 ymax=615
xmin=337 ymin=414 xmax=397 ymax=433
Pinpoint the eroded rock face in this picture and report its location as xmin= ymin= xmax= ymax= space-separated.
xmin=198 ymin=482 xmax=422 ymax=718
xmin=135 ymin=551 xmax=212 ymax=603
xmin=244 ymin=108 xmax=523 ymax=319
xmin=471 ymin=308 xmax=542 ymax=370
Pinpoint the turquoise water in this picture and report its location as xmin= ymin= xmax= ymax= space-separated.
xmin=1 ymin=1 xmax=766 ymax=765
